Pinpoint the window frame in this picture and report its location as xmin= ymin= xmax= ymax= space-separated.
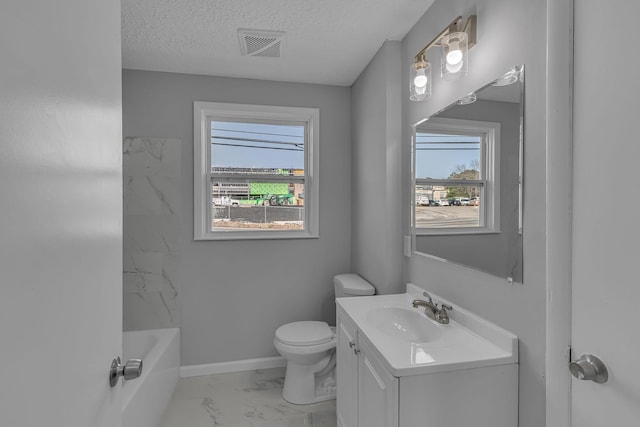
xmin=194 ymin=101 xmax=319 ymax=240
xmin=412 ymin=117 xmax=501 ymax=235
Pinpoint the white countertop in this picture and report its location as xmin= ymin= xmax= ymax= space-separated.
xmin=336 ymin=284 xmax=518 ymax=377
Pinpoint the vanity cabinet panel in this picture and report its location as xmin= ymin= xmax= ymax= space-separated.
xmin=337 ymin=311 xmax=398 ymax=427
xmin=399 ymin=364 xmax=518 ymax=427
xmin=357 ymin=337 xmax=398 ymax=427
xmin=336 ymin=314 xmax=358 ymax=427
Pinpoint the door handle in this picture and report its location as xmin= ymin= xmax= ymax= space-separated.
xmin=348 ymin=341 xmax=360 ymax=355
xmin=109 ymin=357 xmax=143 ymax=387
xmin=569 ymin=354 xmax=608 ymax=384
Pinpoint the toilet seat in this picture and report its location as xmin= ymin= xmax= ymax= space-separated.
xmin=275 ymin=321 xmax=333 ymax=346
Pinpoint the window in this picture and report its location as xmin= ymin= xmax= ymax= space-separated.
xmin=194 ymin=102 xmax=319 ymax=240
xmin=413 ymin=118 xmax=500 ymax=234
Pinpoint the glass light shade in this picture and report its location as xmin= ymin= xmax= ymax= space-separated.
xmin=410 ymin=58 xmax=431 ymax=101
xmin=457 ymin=92 xmax=477 ymax=105
xmin=493 ymin=66 xmax=523 ymax=87
xmin=441 ymin=31 xmax=468 ymax=80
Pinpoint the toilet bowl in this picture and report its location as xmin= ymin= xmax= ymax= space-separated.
xmin=274 ymin=274 xmax=375 ymax=405
xmin=274 ymin=321 xmax=337 ymax=405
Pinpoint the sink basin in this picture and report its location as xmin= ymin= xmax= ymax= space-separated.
xmin=366 ymin=307 xmax=442 ymax=343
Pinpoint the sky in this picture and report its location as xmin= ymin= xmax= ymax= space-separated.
xmin=415 ymin=132 xmax=480 ymax=179
xmin=211 ymin=121 xmax=304 ymax=170
xmin=210 ymin=122 xmax=480 ymax=179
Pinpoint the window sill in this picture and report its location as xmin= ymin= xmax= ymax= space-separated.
xmin=194 ymin=230 xmax=319 ymax=241
xmin=414 ymin=228 xmax=500 ymax=237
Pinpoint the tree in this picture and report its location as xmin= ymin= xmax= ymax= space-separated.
xmin=445 ymin=161 xmax=480 ymax=198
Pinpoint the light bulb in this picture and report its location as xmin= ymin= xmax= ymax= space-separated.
xmin=413 ymin=69 xmax=428 ymax=88
xmin=410 ymin=57 xmax=430 ymax=101
xmin=440 ymin=31 xmax=468 ymax=79
xmin=447 ymin=41 xmax=462 ymax=65
xmin=447 ymin=49 xmax=462 ymax=65
xmin=446 ymin=59 xmax=463 ymax=74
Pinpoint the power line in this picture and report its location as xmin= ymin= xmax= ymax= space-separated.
xmin=211 ymin=142 xmax=304 ymax=152
xmin=212 ymin=135 xmax=304 ymax=147
xmin=415 ymin=140 xmax=480 ymax=144
xmin=213 ymin=127 xmax=303 ymax=139
xmin=416 ymin=148 xmax=479 ymax=151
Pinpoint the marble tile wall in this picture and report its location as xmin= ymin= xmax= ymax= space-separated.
xmin=123 ymin=137 xmax=182 ymax=331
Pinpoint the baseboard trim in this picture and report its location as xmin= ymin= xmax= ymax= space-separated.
xmin=180 ymin=356 xmax=287 ymax=378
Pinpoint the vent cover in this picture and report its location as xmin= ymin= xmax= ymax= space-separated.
xmin=238 ymin=29 xmax=286 ymax=58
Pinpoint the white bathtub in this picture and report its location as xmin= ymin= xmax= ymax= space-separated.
xmin=122 ymin=328 xmax=180 ymax=427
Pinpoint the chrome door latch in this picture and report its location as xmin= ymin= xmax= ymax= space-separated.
xmin=109 ymin=357 xmax=143 ymax=387
xmin=569 ymin=353 xmax=608 ymax=384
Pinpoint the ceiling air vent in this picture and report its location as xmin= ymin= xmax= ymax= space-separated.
xmin=238 ymin=29 xmax=286 ymax=58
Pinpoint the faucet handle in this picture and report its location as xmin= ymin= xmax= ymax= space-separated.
xmin=422 ymin=291 xmax=434 ymax=304
xmin=437 ymin=304 xmax=453 ymax=323
xmin=440 ymin=303 xmax=452 ymax=312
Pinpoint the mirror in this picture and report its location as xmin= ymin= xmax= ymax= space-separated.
xmin=412 ymin=65 xmax=524 ymax=282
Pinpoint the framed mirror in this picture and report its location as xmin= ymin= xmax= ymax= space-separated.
xmin=411 ymin=65 xmax=524 ymax=283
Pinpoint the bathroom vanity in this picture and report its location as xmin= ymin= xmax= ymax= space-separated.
xmin=335 ymin=284 xmax=518 ymax=427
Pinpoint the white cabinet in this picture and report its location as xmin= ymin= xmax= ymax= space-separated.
xmin=399 ymin=364 xmax=518 ymax=427
xmin=336 ymin=303 xmax=517 ymax=427
xmin=336 ymin=316 xmax=358 ymax=427
xmin=356 ymin=337 xmax=398 ymax=427
xmin=337 ymin=313 xmax=398 ymax=427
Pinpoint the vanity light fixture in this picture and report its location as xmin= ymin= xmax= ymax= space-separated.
xmin=493 ymin=65 xmax=524 ymax=87
xmin=457 ymin=92 xmax=477 ymax=105
xmin=409 ymin=15 xmax=477 ymax=101
xmin=410 ymin=54 xmax=432 ymax=101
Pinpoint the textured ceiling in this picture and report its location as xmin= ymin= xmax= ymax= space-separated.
xmin=121 ymin=0 xmax=435 ymax=86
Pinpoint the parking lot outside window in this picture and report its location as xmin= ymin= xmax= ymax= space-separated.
xmin=413 ymin=118 xmax=500 ymax=235
xmin=194 ymin=102 xmax=319 ymax=240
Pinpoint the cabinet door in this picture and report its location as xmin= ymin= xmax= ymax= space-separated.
xmin=337 ymin=315 xmax=358 ymax=427
xmin=357 ymin=338 xmax=398 ymax=427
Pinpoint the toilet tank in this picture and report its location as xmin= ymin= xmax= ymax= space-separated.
xmin=334 ymin=274 xmax=375 ymax=298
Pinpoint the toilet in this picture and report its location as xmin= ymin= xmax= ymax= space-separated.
xmin=274 ymin=274 xmax=375 ymax=404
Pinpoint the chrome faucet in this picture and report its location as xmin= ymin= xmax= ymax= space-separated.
xmin=412 ymin=292 xmax=453 ymax=324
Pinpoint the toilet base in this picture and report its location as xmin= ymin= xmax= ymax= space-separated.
xmin=281 ymin=362 xmax=336 ymax=405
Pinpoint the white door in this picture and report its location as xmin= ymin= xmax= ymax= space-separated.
xmin=571 ymin=0 xmax=640 ymax=424
xmin=0 ymin=1 xmax=123 ymax=426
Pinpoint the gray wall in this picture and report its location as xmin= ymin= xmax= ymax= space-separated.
xmin=122 ymin=70 xmax=352 ymax=365
xmin=351 ymin=41 xmax=404 ymax=295
xmin=402 ymin=1 xmax=548 ymax=427
xmin=415 ymin=99 xmax=523 ymax=281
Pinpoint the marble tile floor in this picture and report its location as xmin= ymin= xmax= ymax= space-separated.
xmin=159 ymin=367 xmax=337 ymax=427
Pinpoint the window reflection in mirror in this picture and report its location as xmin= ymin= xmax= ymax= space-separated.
xmin=411 ymin=65 xmax=524 ymax=283
xmin=415 ymin=120 xmax=499 ymax=232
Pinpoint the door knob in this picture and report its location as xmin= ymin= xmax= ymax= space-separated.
xmin=109 ymin=357 xmax=143 ymax=387
xmin=569 ymin=354 xmax=608 ymax=384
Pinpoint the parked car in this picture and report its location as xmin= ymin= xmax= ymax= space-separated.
xmin=437 ymin=199 xmax=450 ymax=206
xmin=448 ymin=198 xmax=462 ymax=206
xmin=460 ymin=198 xmax=470 ymax=206
xmin=468 ymin=197 xmax=479 ymax=206
xmin=416 ymin=196 xmax=430 ymax=206
xmin=213 ymin=196 xmax=240 ymax=207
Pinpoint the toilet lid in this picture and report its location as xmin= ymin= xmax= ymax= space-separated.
xmin=275 ymin=321 xmax=333 ymax=346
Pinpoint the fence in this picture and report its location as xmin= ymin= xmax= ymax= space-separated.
xmin=213 ymin=205 xmax=304 ymax=224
